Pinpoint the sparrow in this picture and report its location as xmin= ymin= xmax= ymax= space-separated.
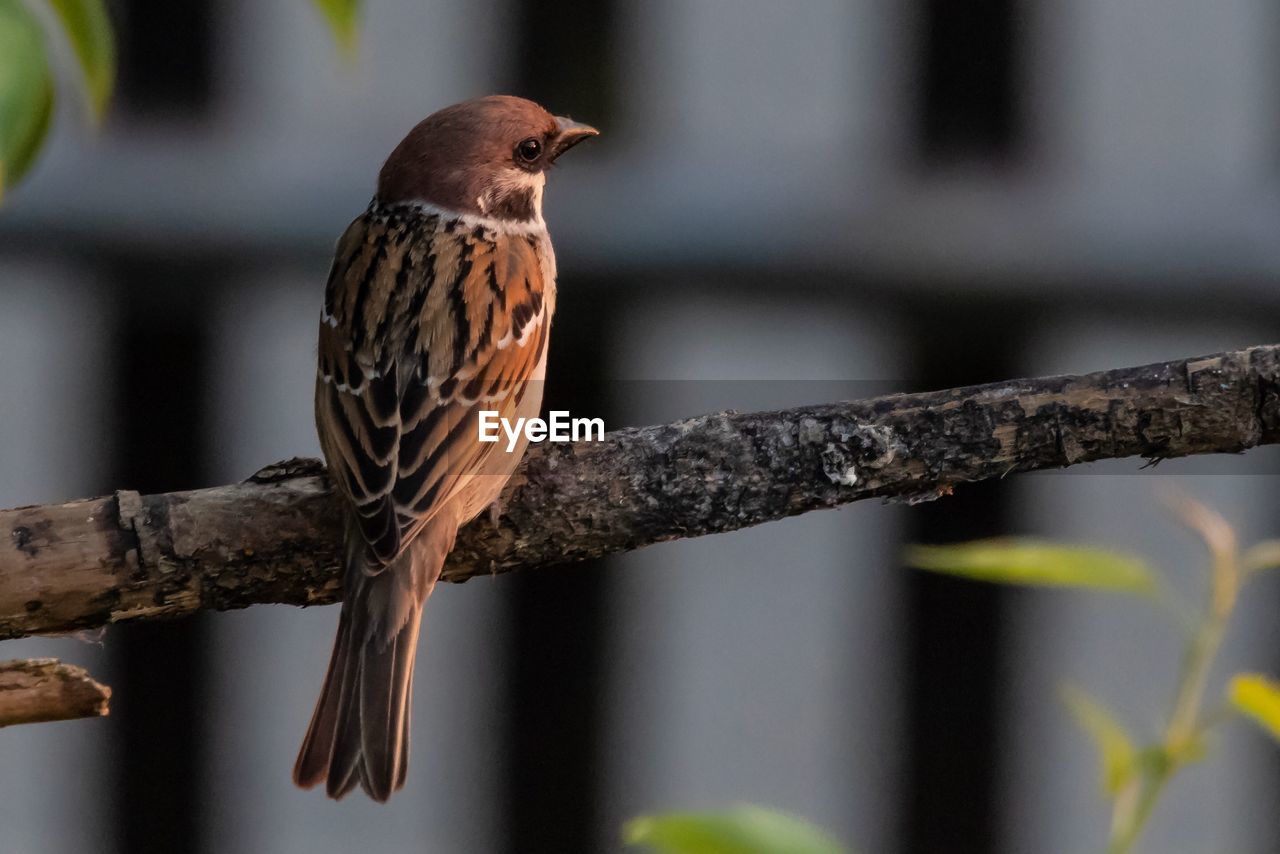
xmin=293 ymin=95 xmax=597 ymax=802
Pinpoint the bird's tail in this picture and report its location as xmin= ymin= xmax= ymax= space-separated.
xmin=293 ymin=515 xmax=456 ymax=802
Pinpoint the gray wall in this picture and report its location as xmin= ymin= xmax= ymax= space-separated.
xmin=1 ymin=0 xmax=1278 ymax=851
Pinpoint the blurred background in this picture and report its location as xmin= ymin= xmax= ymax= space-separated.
xmin=2 ymin=0 xmax=1280 ymax=852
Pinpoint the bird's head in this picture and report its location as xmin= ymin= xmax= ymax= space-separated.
xmin=376 ymin=95 xmax=598 ymax=223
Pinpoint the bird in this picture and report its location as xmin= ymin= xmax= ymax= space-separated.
xmin=293 ymin=95 xmax=597 ymax=802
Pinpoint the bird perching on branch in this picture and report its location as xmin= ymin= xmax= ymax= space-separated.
xmin=293 ymin=96 xmax=598 ymax=802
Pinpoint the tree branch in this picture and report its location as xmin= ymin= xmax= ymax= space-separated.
xmin=2 ymin=344 xmax=1278 ymax=642
xmin=0 ymin=659 xmax=111 ymax=726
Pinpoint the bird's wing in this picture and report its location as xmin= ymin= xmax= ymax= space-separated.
xmin=316 ymin=209 xmax=551 ymax=568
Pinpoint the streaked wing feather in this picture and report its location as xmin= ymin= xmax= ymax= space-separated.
xmin=317 ymin=206 xmax=551 ymax=569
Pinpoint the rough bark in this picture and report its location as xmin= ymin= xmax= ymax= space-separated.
xmin=1 ymin=343 xmax=1277 ymax=642
xmin=0 ymin=658 xmax=111 ymax=726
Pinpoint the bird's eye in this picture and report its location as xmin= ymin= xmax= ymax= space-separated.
xmin=516 ymin=138 xmax=543 ymax=163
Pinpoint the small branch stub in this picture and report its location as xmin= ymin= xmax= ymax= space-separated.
xmin=0 ymin=658 xmax=111 ymax=727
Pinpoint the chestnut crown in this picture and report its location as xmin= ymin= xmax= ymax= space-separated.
xmin=376 ymin=95 xmax=597 ymax=222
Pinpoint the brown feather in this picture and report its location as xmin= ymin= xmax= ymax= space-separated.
xmin=299 ymin=201 xmax=554 ymax=801
xmin=377 ymin=96 xmax=561 ymax=215
xmin=317 ymin=205 xmax=552 ymax=561
xmin=299 ymin=93 xmax=592 ymax=803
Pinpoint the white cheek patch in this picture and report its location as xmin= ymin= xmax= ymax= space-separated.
xmin=476 ymin=170 xmax=546 ymax=221
xmin=529 ymin=181 xmax=544 ymax=219
xmin=503 ymin=170 xmax=545 ymax=192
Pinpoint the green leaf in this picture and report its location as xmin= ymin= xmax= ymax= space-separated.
xmin=904 ymin=538 xmax=1157 ymax=595
xmin=0 ymin=0 xmax=55 ymax=197
xmin=311 ymin=0 xmax=360 ymax=55
xmin=624 ymin=805 xmax=847 ymax=854
xmin=1228 ymin=673 xmax=1280 ymax=743
xmin=47 ymin=0 xmax=115 ymax=120
xmin=1061 ymin=683 xmax=1137 ymax=795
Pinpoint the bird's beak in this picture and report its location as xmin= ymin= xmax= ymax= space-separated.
xmin=549 ymin=116 xmax=599 ymax=161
